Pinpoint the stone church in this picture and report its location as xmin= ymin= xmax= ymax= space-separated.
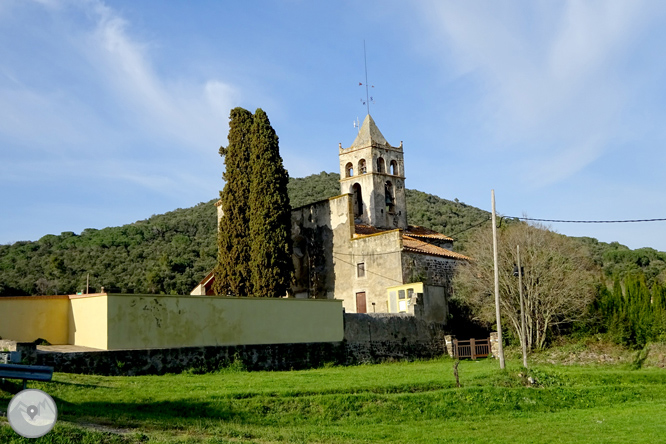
xmin=193 ymin=114 xmax=469 ymax=323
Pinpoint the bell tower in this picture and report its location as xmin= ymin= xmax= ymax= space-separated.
xmin=339 ymin=114 xmax=407 ymax=229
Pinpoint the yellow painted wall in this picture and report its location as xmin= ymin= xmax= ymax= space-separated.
xmin=68 ymin=294 xmax=108 ymax=349
xmin=0 ymin=296 xmax=69 ymax=344
xmin=106 ymin=295 xmax=344 ymax=350
xmin=387 ymin=282 xmax=424 ymax=313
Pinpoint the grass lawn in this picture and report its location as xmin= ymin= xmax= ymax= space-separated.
xmin=1 ymin=356 xmax=666 ymax=443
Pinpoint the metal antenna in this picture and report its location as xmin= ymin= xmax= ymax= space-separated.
xmin=364 ymin=40 xmax=370 ymax=115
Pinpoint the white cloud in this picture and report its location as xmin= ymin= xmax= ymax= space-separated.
xmin=419 ymin=1 xmax=662 ymax=186
xmin=0 ymin=0 xmax=240 ymax=190
xmin=81 ymin=0 xmax=239 ymax=152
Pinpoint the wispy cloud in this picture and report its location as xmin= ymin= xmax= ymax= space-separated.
xmin=419 ymin=1 xmax=663 ymax=186
xmin=0 ymin=0 xmax=239 ymax=186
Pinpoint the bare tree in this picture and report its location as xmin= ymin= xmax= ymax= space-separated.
xmin=454 ymin=222 xmax=597 ymax=350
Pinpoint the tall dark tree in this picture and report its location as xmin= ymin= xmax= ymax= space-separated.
xmin=213 ymin=107 xmax=254 ymax=296
xmin=248 ymin=109 xmax=293 ymax=296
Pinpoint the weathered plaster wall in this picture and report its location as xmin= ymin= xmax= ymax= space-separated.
xmin=69 ymin=294 xmax=108 ymax=349
xmin=338 ymin=230 xmax=404 ymax=313
xmin=106 ymin=294 xmax=343 ymax=350
xmin=0 ymin=295 xmax=69 ymax=344
xmin=291 ymin=199 xmax=336 ymax=299
xmin=30 ymin=314 xmax=449 ymax=375
xmin=0 ymin=293 xmax=344 ymax=351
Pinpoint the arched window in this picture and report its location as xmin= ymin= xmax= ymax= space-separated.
xmin=345 ymin=162 xmax=354 ymax=177
xmin=358 ymin=159 xmax=367 ymax=174
xmin=385 ymin=181 xmax=395 ymax=214
xmin=390 ymin=160 xmax=398 ymax=176
xmin=352 ymin=183 xmax=363 ymax=218
xmin=377 ymin=157 xmax=385 ymax=173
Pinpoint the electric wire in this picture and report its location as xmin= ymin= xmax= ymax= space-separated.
xmin=505 ymin=216 xmax=666 ymax=224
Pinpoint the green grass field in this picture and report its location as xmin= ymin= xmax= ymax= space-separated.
xmin=2 ymin=356 xmax=666 ymax=443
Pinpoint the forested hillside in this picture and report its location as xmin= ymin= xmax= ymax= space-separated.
xmin=1 ymin=172 xmax=664 ymax=296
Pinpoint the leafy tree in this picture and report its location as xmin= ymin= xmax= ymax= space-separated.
xmin=213 ymin=107 xmax=254 ymax=296
xmin=453 ymin=222 xmax=598 ymax=350
xmin=594 ymin=272 xmax=666 ymax=348
xmin=248 ymin=109 xmax=293 ymax=296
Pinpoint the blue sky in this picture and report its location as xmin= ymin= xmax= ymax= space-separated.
xmin=2 ymin=0 xmax=666 ymax=251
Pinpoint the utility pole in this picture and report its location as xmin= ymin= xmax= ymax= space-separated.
xmin=491 ymin=190 xmax=505 ymax=369
xmin=517 ymin=245 xmax=528 ymax=368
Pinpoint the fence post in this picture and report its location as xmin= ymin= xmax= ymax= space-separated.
xmin=470 ymin=338 xmax=476 ymax=360
xmin=444 ymin=335 xmax=456 ymax=358
xmin=453 ymin=339 xmax=458 ymax=359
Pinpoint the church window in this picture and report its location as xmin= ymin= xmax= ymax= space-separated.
xmin=357 ymin=263 xmax=366 ymax=278
xmin=385 ymin=181 xmax=395 ymax=214
xmin=352 ymin=183 xmax=363 ymax=218
xmin=390 ymin=160 xmax=398 ymax=176
xmin=377 ymin=157 xmax=385 ymax=173
xmin=345 ymin=162 xmax=354 ymax=177
xmin=358 ymin=159 xmax=367 ymax=174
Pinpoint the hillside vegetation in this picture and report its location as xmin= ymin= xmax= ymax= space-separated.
xmin=1 ymin=172 xmax=664 ymax=296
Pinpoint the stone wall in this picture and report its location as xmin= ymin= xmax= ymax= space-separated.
xmin=402 ymin=252 xmax=456 ymax=289
xmin=343 ymin=313 xmax=447 ymax=361
xmin=34 ymin=342 xmax=348 ymax=375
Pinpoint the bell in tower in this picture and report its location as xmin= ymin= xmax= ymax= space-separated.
xmin=338 ymin=115 xmax=407 ymax=229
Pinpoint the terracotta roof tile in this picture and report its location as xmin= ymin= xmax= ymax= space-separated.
xmin=354 ymin=224 xmax=387 ymax=236
xmin=402 ymin=235 xmax=470 ymax=261
xmin=354 ymin=224 xmax=454 ymax=241
xmin=405 ymin=225 xmax=453 ymax=241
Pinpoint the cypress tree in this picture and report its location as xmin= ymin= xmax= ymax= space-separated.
xmin=213 ymin=107 xmax=254 ymax=296
xmin=248 ymin=108 xmax=293 ymax=296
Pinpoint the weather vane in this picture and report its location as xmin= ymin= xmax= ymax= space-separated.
xmin=358 ymin=40 xmax=374 ymax=116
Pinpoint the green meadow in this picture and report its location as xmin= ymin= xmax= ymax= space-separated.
xmin=2 ymin=356 xmax=666 ymax=443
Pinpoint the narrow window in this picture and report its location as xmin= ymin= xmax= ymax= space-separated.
xmin=357 ymin=262 xmax=366 ymax=278
xmin=399 ymin=290 xmax=406 ymax=299
xmin=390 ymin=160 xmax=398 ymax=175
xmin=345 ymin=162 xmax=354 ymax=177
xmin=358 ymin=159 xmax=367 ymax=174
xmin=377 ymin=157 xmax=385 ymax=173
xmin=352 ymin=183 xmax=363 ymax=218
xmin=385 ymin=181 xmax=395 ymax=214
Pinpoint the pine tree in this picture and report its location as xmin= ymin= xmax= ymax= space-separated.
xmin=213 ymin=107 xmax=254 ymax=296
xmin=248 ymin=108 xmax=293 ymax=297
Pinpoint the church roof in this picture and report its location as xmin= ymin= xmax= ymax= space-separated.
xmin=350 ymin=114 xmax=391 ymax=149
xmin=353 ymin=224 xmax=468 ymax=260
xmin=404 ymin=226 xmax=453 ymax=241
xmin=354 ymin=224 xmax=453 ymax=241
xmin=402 ymin=236 xmax=470 ymax=261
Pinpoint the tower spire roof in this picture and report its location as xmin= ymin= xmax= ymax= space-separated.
xmin=350 ymin=114 xmax=390 ymax=149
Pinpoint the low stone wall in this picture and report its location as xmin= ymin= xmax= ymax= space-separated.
xmin=344 ymin=313 xmax=448 ymax=361
xmin=34 ymin=342 xmax=349 ymax=376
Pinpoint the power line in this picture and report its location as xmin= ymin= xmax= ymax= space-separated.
xmin=506 ymin=216 xmax=666 ymax=224
xmin=332 ymin=254 xmax=403 ymax=284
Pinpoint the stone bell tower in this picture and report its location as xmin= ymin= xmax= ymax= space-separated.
xmin=338 ymin=114 xmax=407 ymax=229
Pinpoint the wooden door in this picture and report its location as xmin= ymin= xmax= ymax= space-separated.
xmin=356 ymin=292 xmax=367 ymax=313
